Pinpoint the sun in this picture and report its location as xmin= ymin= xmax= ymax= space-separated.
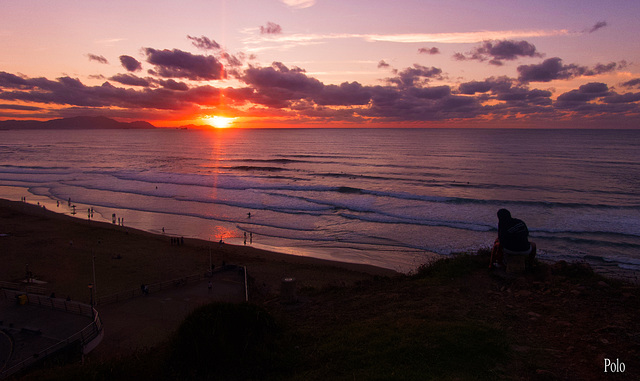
xmin=203 ymin=116 xmax=236 ymax=129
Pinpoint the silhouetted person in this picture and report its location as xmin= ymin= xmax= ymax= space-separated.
xmin=490 ymin=209 xmax=536 ymax=269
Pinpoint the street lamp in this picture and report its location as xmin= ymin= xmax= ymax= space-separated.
xmin=88 ymin=283 xmax=95 ymax=318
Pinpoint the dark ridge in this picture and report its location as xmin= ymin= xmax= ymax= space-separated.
xmin=0 ymin=116 xmax=156 ymax=130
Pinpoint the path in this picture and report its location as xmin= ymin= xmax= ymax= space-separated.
xmin=89 ymin=268 xmax=246 ymax=359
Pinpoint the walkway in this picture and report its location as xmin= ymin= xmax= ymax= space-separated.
xmin=89 ymin=267 xmax=246 ymax=359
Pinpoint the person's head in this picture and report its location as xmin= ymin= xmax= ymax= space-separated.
xmin=497 ymin=208 xmax=511 ymax=221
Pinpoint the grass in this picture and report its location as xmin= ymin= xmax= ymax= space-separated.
xmin=17 ymin=250 xmax=640 ymax=380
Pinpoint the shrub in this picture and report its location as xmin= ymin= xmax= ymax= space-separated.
xmin=168 ymin=303 xmax=285 ymax=380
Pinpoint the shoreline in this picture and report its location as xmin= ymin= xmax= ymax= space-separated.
xmin=1 ymin=192 xmax=638 ymax=286
xmin=0 ymin=198 xmax=398 ymax=303
xmin=0 ymin=187 xmax=428 ymax=273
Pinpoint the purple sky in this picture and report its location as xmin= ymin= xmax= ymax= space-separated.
xmin=1 ymin=0 xmax=639 ymax=128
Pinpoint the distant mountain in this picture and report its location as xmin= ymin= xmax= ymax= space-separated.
xmin=0 ymin=116 xmax=156 ymax=130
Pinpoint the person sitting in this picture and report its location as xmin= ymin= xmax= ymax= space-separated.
xmin=489 ymin=208 xmax=536 ymax=269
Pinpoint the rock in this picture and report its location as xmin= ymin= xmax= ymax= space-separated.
xmin=598 ymin=281 xmax=610 ymax=288
xmin=527 ymin=311 xmax=541 ymax=319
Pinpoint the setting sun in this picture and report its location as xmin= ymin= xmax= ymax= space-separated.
xmin=203 ymin=116 xmax=236 ymax=129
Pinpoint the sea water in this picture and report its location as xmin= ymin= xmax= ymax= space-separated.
xmin=0 ymin=128 xmax=638 ymax=278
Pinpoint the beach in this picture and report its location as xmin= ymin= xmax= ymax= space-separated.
xmin=2 ymin=197 xmax=640 ymax=380
xmin=0 ymin=198 xmax=397 ymax=304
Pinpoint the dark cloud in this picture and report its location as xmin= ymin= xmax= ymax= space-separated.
xmin=517 ymin=57 xmax=623 ymax=83
xmin=260 ymin=22 xmax=282 ymax=35
xmin=0 ymin=72 xmax=219 ymax=112
xmin=387 ymin=64 xmax=443 ymax=87
xmin=459 ymin=80 xmax=497 ymax=95
xmin=621 ymin=78 xmax=640 ymax=89
xmin=109 ymin=73 xmax=152 ymax=87
xmin=158 ymin=79 xmax=189 ymax=91
xmin=221 ymin=52 xmax=243 ymax=67
xmin=496 ymin=88 xmax=552 ymax=102
xmin=315 ymin=82 xmax=372 ymax=106
xmin=408 ymin=86 xmax=451 ymax=99
xmin=454 ymin=40 xmax=542 ymax=66
xmin=187 ymin=35 xmax=221 ymax=50
xmin=603 ymin=92 xmax=640 ymax=104
xmin=418 ymin=47 xmax=440 ymax=55
xmin=588 ymin=21 xmax=608 ymax=33
xmin=240 ymin=62 xmax=323 ymax=107
xmin=556 ymin=82 xmax=610 ymax=103
xmin=0 ymin=72 xmax=32 ymax=89
xmin=88 ymin=54 xmax=109 ymax=64
xmin=143 ymin=48 xmax=226 ymax=80
xmin=377 ymin=60 xmax=390 ymax=69
xmin=120 ymin=55 xmax=142 ymax=72
xmin=0 ymin=103 xmax=42 ymax=111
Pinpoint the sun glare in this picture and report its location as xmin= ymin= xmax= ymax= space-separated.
xmin=203 ymin=116 xmax=236 ymax=129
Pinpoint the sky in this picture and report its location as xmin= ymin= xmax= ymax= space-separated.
xmin=1 ymin=0 xmax=640 ymax=128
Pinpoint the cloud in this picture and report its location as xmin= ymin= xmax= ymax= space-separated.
xmin=120 ymin=55 xmax=142 ymax=72
xmin=109 ymin=73 xmax=153 ymax=87
xmin=158 ymin=79 xmax=189 ymax=91
xmin=260 ymin=22 xmax=282 ymax=35
xmin=280 ymin=0 xmax=315 ymax=9
xmin=454 ymin=40 xmax=543 ymax=66
xmin=517 ymin=57 xmax=624 ymax=83
xmin=556 ymin=82 xmax=610 ymax=105
xmin=363 ymin=29 xmax=569 ymax=44
xmin=603 ymin=92 xmax=640 ymax=104
xmin=187 ymin=35 xmax=221 ymax=50
xmin=87 ymin=54 xmax=108 ymax=64
xmin=143 ymin=48 xmax=226 ymax=80
xmin=458 ymin=77 xmax=512 ymax=95
xmin=377 ymin=60 xmax=390 ymax=69
xmin=242 ymin=29 xmax=570 ymax=54
xmin=621 ymin=78 xmax=640 ymax=89
xmin=241 ymin=62 xmax=324 ymax=107
xmin=387 ymin=64 xmax=443 ymax=87
xmin=0 ymin=71 xmax=219 ymax=111
xmin=588 ymin=21 xmax=608 ymax=33
xmin=418 ymin=47 xmax=440 ymax=55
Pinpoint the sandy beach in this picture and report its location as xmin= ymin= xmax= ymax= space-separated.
xmin=3 ymin=198 xmax=640 ymax=380
xmin=0 ymin=198 xmax=397 ymax=303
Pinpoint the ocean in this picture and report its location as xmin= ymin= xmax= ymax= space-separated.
xmin=0 ymin=128 xmax=638 ymax=279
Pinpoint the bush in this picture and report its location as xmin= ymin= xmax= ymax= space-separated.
xmin=168 ymin=303 xmax=286 ymax=380
xmin=414 ymin=252 xmax=486 ymax=279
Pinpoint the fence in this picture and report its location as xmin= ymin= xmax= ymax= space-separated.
xmin=0 ymin=289 xmax=103 ymax=380
xmin=0 ymin=281 xmax=47 ymax=296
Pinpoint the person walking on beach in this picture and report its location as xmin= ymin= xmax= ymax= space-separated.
xmin=489 ymin=209 xmax=536 ymax=269
xmin=208 ymin=281 xmax=213 ymax=294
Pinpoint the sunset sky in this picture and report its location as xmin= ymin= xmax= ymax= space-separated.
xmin=1 ymin=0 xmax=640 ymax=128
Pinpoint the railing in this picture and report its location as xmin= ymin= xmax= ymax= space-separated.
xmin=0 ymin=289 xmax=103 ymax=380
xmin=0 ymin=281 xmax=47 ymax=296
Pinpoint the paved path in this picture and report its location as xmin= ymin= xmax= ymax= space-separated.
xmin=0 ymin=267 xmax=246 ymax=372
xmin=89 ymin=268 xmax=246 ymax=359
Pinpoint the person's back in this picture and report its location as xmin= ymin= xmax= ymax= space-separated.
xmin=498 ymin=212 xmax=530 ymax=252
xmin=490 ymin=208 xmax=537 ymax=269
